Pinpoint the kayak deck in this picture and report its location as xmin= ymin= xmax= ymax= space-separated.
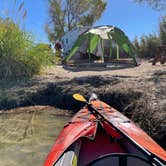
xmin=44 ymin=99 xmax=166 ymax=166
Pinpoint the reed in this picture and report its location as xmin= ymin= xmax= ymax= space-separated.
xmin=0 ymin=1 xmax=54 ymax=80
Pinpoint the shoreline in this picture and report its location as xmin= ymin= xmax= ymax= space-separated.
xmin=0 ymin=61 xmax=165 ymax=149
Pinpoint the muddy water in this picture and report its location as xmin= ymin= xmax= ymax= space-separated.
xmin=0 ymin=108 xmax=70 ymax=166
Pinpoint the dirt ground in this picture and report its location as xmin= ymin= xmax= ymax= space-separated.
xmin=0 ymin=60 xmax=165 ymax=111
xmin=43 ymin=60 xmax=166 ymax=80
xmin=0 ymin=60 xmax=165 ymax=149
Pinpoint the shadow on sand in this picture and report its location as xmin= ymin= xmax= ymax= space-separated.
xmin=62 ymin=63 xmax=136 ymax=72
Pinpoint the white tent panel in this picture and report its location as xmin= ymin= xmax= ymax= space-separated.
xmin=88 ymin=26 xmax=114 ymax=39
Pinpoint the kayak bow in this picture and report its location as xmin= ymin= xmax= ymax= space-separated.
xmin=44 ymin=94 xmax=166 ymax=166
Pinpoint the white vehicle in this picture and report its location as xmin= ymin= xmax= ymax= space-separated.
xmin=61 ymin=26 xmax=90 ymax=56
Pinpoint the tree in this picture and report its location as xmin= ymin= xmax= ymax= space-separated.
xmin=159 ymin=16 xmax=166 ymax=45
xmin=134 ymin=0 xmax=166 ymax=10
xmin=133 ymin=34 xmax=160 ymax=59
xmin=46 ymin=0 xmax=107 ymax=42
xmin=133 ymin=16 xmax=166 ymax=59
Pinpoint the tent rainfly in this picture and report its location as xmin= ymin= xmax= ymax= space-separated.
xmin=64 ymin=26 xmax=141 ymax=66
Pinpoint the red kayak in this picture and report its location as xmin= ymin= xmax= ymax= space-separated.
xmin=44 ymin=94 xmax=166 ymax=166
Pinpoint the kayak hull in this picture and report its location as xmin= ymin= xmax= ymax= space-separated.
xmin=44 ymin=100 xmax=166 ymax=166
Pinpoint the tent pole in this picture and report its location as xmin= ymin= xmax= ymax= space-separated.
xmin=116 ymin=44 xmax=119 ymax=60
xmin=88 ymin=34 xmax=91 ymax=63
xmin=101 ymin=39 xmax=104 ymax=63
xmin=109 ymin=40 xmax=112 ymax=60
xmin=107 ymin=33 xmax=112 ymax=60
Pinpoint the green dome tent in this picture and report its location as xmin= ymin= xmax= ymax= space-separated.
xmin=65 ymin=26 xmax=140 ymax=66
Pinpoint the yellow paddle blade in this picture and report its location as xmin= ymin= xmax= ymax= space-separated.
xmin=73 ymin=94 xmax=87 ymax=102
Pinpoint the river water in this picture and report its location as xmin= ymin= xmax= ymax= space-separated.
xmin=0 ymin=108 xmax=70 ymax=166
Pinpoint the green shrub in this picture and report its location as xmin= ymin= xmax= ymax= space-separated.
xmin=0 ymin=19 xmax=30 ymax=58
xmin=0 ymin=18 xmax=54 ymax=80
xmin=27 ymin=43 xmax=54 ymax=67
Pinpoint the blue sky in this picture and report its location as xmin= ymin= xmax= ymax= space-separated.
xmin=0 ymin=0 xmax=165 ymax=43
